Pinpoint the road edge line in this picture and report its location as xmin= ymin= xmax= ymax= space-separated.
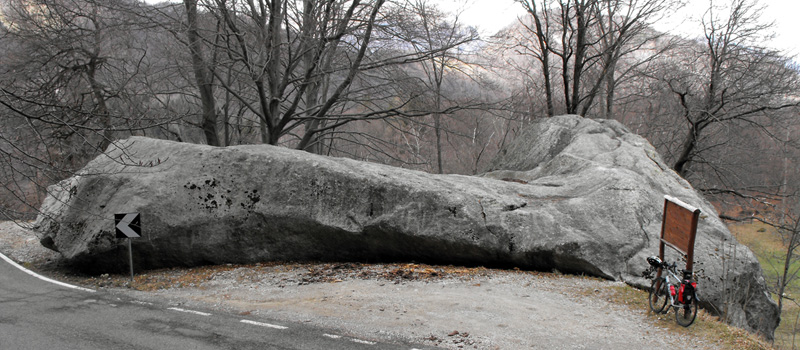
xmin=240 ymin=319 xmax=289 ymax=330
xmin=0 ymin=252 xmax=95 ymax=293
xmin=167 ymin=307 xmax=212 ymax=316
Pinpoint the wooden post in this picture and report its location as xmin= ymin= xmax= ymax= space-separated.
xmin=686 ymin=209 xmax=700 ymax=272
xmin=658 ymin=198 xmax=668 ymax=278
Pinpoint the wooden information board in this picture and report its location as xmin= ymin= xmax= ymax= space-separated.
xmin=659 ymin=195 xmax=700 ymax=272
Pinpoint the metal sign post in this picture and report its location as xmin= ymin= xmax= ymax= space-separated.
xmin=127 ymin=238 xmax=134 ymax=281
xmin=115 ymin=213 xmax=141 ymax=282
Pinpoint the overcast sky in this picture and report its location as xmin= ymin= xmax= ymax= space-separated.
xmin=436 ymin=0 xmax=799 ymax=56
xmin=143 ymin=0 xmax=799 ymax=56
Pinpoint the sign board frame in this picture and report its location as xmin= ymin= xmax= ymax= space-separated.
xmin=659 ymin=195 xmax=701 ymax=272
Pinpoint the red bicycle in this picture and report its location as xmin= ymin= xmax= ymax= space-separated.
xmin=645 ymin=256 xmax=698 ymax=327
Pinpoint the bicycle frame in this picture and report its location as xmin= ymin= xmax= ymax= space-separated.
xmin=649 ymin=259 xmax=699 ymax=307
xmin=646 ymin=256 xmax=699 ymax=327
xmin=661 ymin=265 xmax=692 ymax=308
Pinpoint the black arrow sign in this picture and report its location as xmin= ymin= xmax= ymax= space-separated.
xmin=115 ymin=213 xmax=141 ymax=238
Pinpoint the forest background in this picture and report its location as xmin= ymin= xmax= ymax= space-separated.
xmin=2 ymin=0 xmax=800 ymax=341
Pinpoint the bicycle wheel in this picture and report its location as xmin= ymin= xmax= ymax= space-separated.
xmin=675 ymin=294 xmax=698 ymax=327
xmin=648 ymin=277 xmax=668 ymax=314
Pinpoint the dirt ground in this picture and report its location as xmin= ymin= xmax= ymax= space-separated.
xmin=0 ymin=221 xmax=728 ymax=349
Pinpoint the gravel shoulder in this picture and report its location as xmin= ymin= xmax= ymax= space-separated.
xmin=0 ymin=221 xmax=745 ymax=349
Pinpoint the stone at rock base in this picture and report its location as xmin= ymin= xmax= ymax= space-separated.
xmin=33 ymin=115 xmax=778 ymax=339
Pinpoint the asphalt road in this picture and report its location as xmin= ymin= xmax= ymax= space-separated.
xmin=0 ymin=255 xmax=431 ymax=350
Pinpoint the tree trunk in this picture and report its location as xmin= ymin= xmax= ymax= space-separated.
xmin=185 ymin=0 xmax=219 ymax=146
xmin=604 ymin=60 xmax=616 ymax=119
xmin=86 ymin=60 xmax=112 ymax=151
xmin=778 ymin=220 xmax=800 ymax=314
xmin=673 ymin=123 xmax=697 ymax=177
xmin=528 ymin=6 xmax=554 ymax=117
xmin=254 ymin=80 xmax=271 ymax=144
xmin=434 ymin=113 xmax=443 ymax=174
xmin=778 ymin=239 xmax=792 ymax=313
xmin=434 ymin=76 xmax=444 ymax=174
xmin=542 ymin=55 xmax=555 ymax=117
xmin=569 ymin=2 xmax=589 ymax=115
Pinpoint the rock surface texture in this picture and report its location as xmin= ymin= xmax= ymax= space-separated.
xmin=34 ymin=115 xmax=777 ymax=339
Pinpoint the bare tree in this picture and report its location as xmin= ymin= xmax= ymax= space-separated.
xmin=655 ymin=0 xmax=799 ymax=180
xmin=194 ymin=0 xmax=388 ymax=150
xmin=167 ymin=0 xmax=482 ymax=156
xmin=593 ymin=0 xmax=676 ymax=119
xmin=184 ymin=0 xmax=221 ymax=146
xmin=512 ymin=0 xmax=674 ymax=117
xmin=772 ymin=210 xmax=800 ymax=315
xmin=1 ymin=0 xmax=126 ymax=152
xmin=390 ymin=0 xmax=478 ymax=173
xmin=0 ymin=0 xmax=176 ymax=219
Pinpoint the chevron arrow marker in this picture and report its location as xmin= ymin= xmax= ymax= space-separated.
xmin=115 ymin=213 xmax=141 ymax=238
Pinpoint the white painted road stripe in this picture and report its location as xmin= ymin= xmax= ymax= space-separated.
xmin=1 ymin=252 xmax=438 ymax=349
xmin=240 ymin=319 xmax=288 ymax=330
xmin=350 ymin=338 xmax=377 ymax=345
xmin=167 ymin=307 xmax=212 ymax=316
xmin=0 ymin=251 xmax=95 ymax=293
xmin=1 ymin=252 xmax=416 ymax=349
xmin=324 ymin=333 xmax=378 ymax=346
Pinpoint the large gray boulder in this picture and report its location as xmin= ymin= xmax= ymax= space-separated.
xmin=34 ymin=115 xmax=777 ymax=339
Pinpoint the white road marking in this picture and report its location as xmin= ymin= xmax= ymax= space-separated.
xmin=1 ymin=252 xmax=415 ymax=348
xmin=324 ymin=333 xmax=377 ymax=346
xmin=350 ymin=338 xmax=377 ymax=345
xmin=167 ymin=307 xmax=212 ymax=316
xmin=0 ymin=251 xmax=95 ymax=293
xmin=240 ymin=319 xmax=288 ymax=330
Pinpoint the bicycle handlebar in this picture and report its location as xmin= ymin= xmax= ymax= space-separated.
xmin=645 ymin=256 xmax=691 ymax=277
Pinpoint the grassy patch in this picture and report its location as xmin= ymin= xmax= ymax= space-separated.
xmin=730 ymin=221 xmax=800 ymax=349
xmin=730 ymin=222 xmax=786 ymax=254
xmin=729 ymin=223 xmax=799 ymax=287
xmin=608 ymin=284 xmax=772 ymax=349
